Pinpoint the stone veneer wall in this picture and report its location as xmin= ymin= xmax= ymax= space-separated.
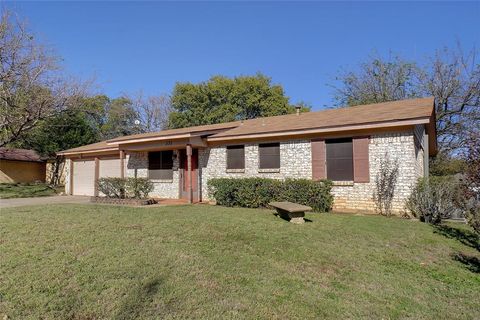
xmin=107 ymin=130 xmax=425 ymax=212
xmin=414 ymin=136 xmax=425 ymax=179
xmin=331 ymin=131 xmax=424 ymax=213
xmin=199 ymin=140 xmax=312 ymax=201
xmin=200 ymin=131 xmax=424 ymax=213
xmin=64 ymin=158 xmax=71 ymax=194
xmin=126 ymin=152 xmax=180 ymax=199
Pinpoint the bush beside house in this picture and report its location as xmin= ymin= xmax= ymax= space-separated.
xmin=97 ymin=177 xmax=154 ymax=199
xmin=208 ymin=178 xmax=333 ymax=212
xmin=406 ymin=176 xmax=464 ymax=224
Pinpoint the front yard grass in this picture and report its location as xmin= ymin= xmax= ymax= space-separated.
xmin=0 ymin=204 xmax=479 ymax=319
xmin=0 ymin=182 xmax=61 ymax=199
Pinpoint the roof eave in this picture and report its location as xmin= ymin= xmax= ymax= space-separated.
xmin=105 ymin=124 xmax=241 ymax=145
xmin=207 ymin=117 xmax=431 ymax=142
xmin=57 ymin=147 xmax=119 ymax=156
xmin=106 ymin=133 xmax=193 ymax=146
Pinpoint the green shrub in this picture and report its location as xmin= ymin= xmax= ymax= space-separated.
xmin=462 ymin=197 xmax=480 ymax=234
xmin=405 ymin=176 xmax=463 ymax=224
xmin=97 ymin=178 xmax=126 ymax=198
xmin=97 ymin=177 xmax=154 ymax=199
xmin=125 ymin=177 xmax=154 ymax=199
xmin=208 ymin=178 xmax=333 ymax=212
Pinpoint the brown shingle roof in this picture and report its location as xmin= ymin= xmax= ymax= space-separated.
xmin=58 ymin=97 xmax=435 ymax=155
xmin=107 ymin=121 xmax=242 ymax=143
xmin=209 ymin=97 xmax=435 ymax=139
xmin=0 ymin=148 xmax=45 ymax=162
xmin=57 ymin=141 xmax=118 ymax=155
xmin=58 ymin=122 xmax=242 ymax=154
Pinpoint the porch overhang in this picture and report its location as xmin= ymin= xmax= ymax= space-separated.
xmin=60 ymin=148 xmax=120 ymax=158
xmin=114 ymin=136 xmax=207 ymax=152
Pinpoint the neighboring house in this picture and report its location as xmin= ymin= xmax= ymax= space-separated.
xmin=0 ymin=148 xmax=46 ymax=183
xmin=58 ymin=97 xmax=437 ymax=212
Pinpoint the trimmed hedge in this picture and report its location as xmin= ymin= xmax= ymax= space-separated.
xmin=97 ymin=177 xmax=154 ymax=199
xmin=208 ymin=178 xmax=333 ymax=212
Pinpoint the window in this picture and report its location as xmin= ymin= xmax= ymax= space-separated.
xmin=259 ymin=143 xmax=280 ymax=169
xmin=326 ymin=138 xmax=353 ymax=181
xmin=148 ymin=150 xmax=173 ymax=180
xmin=226 ymin=145 xmax=245 ymax=170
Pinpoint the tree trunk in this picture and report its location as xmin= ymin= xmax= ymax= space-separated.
xmin=49 ymin=156 xmax=65 ymax=186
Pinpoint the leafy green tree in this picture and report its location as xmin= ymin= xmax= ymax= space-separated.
xmin=168 ymin=74 xmax=305 ymax=128
xmin=429 ymin=152 xmax=466 ymax=176
xmin=101 ymin=97 xmax=141 ymax=139
xmin=80 ymin=95 xmax=109 ymax=128
xmin=14 ymin=110 xmax=100 ymax=184
xmin=21 ymin=112 xmax=99 ymax=156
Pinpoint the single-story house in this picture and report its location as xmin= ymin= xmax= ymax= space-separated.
xmin=0 ymin=148 xmax=47 ymax=183
xmin=58 ymin=97 xmax=437 ymax=212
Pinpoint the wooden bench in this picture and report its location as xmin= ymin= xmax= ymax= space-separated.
xmin=269 ymin=201 xmax=312 ymax=224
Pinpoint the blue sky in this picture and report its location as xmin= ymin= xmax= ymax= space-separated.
xmin=5 ymin=1 xmax=480 ymax=110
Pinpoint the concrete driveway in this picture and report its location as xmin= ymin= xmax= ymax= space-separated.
xmin=0 ymin=195 xmax=91 ymax=209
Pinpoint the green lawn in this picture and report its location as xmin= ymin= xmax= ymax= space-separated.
xmin=0 ymin=183 xmax=61 ymax=199
xmin=0 ymin=205 xmax=479 ymax=319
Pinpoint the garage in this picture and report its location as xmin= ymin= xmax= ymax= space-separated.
xmin=99 ymin=158 xmax=121 ymax=178
xmin=72 ymin=159 xmax=95 ymax=196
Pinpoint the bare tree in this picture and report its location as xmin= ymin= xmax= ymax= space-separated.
xmin=128 ymin=91 xmax=171 ymax=132
xmin=333 ymin=54 xmax=419 ymax=107
xmin=0 ymin=9 xmax=87 ymax=146
xmin=461 ymin=132 xmax=480 ymax=233
xmin=417 ymin=46 xmax=480 ymax=152
xmin=333 ymin=45 xmax=480 ymax=153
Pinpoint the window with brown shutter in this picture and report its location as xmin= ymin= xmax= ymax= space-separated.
xmin=259 ymin=143 xmax=280 ymax=169
xmin=353 ymin=137 xmax=370 ymax=182
xmin=326 ymin=138 xmax=353 ymax=181
xmin=148 ymin=150 xmax=173 ymax=180
xmin=311 ymin=139 xmax=326 ymax=180
xmin=226 ymin=145 xmax=245 ymax=170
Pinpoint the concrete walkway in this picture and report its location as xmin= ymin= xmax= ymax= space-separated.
xmin=0 ymin=195 xmax=91 ymax=209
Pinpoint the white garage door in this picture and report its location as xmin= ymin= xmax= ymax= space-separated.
xmin=72 ymin=160 xmax=95 ymax=196
xmin=99 ymin=158 xmax=121 ymax=178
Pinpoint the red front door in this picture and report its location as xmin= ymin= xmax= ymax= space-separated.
xmin=179 ymin=149 xmax=199 ymax=202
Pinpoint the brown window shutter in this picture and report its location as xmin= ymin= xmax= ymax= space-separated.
xmin=353 ymin=136 xmax=370 ymax=183
xmin=311 ymin=139 xmax=326 ymax=180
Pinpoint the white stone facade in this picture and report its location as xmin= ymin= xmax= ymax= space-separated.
xmin=65 ymin=129 xmax=426 ymax=212
xmin=126 ymin=152 xmax=180 ymax=199
xmin=64 ymin=158 xmax=71 ymax=195
xmin=331 ymin=131 xmax=425 ymax=213
xmin=199 ymin=140 xmax=312 ymax=200
xmin=198 ymin=131 xmax=424 ymax=212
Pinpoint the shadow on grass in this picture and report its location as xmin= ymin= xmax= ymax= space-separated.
xmin=452 ymin=252 xmax=480 ymax=273
xmin=114 ymin=278 xmax=162 ymax=320
xmin=273 ymin=213 xmax=313 ymax=223
xmin=433 ymin=224 xmax=479 ymax=251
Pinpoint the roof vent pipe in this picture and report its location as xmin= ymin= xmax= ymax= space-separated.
xmin=295 ymin=105 xmax=301 ymax=116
